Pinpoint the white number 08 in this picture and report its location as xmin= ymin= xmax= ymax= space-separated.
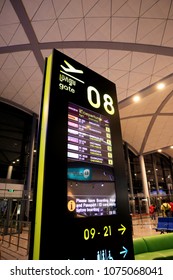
xmin=87 ymin=86 xmax=115 ymax=115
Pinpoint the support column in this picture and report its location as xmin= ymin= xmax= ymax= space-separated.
xmin=124 ymin=143 xmax=135 ymax=214
xmin=6 ymin=165 xmax=13 ymax=179
xmin=169 ymin=156 xmax=173 ymax=195
xmin=152 ymin=154 xmax=159 ymax=195
xmin=139 ymin=155 xmax=150 ymax=213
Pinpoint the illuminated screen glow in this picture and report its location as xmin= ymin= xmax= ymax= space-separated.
xmin=67 ymin=103 xmax=113 ymax=166
xmin=67 ymin=103 xmax=116 ymax=218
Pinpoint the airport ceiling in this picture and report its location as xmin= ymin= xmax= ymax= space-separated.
xmin=0 ymin=0 xmax=173 ymax=160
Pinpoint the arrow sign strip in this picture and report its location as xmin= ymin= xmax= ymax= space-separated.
xmin=118 ymin=224 xmax=126 ymax=235
xmin=120 ymin=246 xmax=128 ymax=258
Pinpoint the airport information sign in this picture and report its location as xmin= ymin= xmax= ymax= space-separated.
xmin=30 ymin=49 xmax=134 ymax=260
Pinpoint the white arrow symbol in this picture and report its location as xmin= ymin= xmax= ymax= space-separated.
xmin=120 ymin=246 xmax=128 ymax=258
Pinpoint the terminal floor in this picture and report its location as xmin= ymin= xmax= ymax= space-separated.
xmin=132 ymin=214 xmax=160 ymax=239
xmin=0 ymin=215 xmax=161 ymax=260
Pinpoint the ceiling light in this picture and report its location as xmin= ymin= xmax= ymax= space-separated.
xmin=157 ymin=83 xmax=165 ymax=90
xmin=158 ymin=149 xmax=162 ymax=152
xmin=170 ymin=146 xmax=173 ymax=149
xmin=133 ymin=95 xmax=140 ymax=102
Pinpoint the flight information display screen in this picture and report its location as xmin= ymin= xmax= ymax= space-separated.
xmin=67 ymin=103 xmax=116 ymax=218
xmin=67 ymin=102 xmax=113 ymax=166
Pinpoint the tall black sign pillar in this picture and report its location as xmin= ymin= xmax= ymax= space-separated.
xmin=29 ymin=49 xmax=134 ymax=260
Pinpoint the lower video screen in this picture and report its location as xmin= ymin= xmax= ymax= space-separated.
xmin=67 ymin=164 xmax=116 ymax=217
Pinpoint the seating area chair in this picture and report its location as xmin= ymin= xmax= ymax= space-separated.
xmin=154 ymin=217 xmax=173 ymax=233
